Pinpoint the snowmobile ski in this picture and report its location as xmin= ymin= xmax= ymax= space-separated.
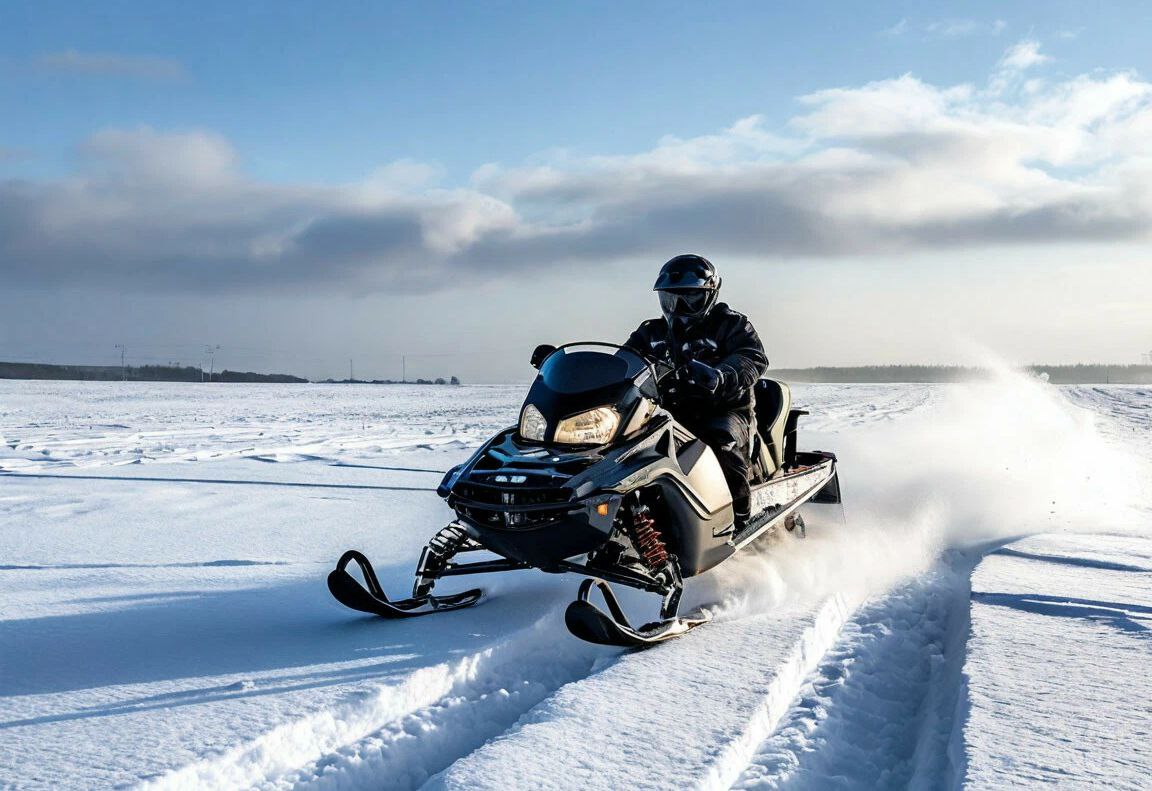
xmin=327 ymin=549 xmax=481 ymax=618
xmin=564 ymin=578 xmax=711 ymax=647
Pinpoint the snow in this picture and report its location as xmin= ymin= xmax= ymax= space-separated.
xmin=426 ymin=596 xmax=857 ymax=791
xmin=731 ymin=556 xmax=975 ymax=790
xmin=1 ymin=377 xmax=1149 ymax=789
xmin=962 ymin=532 xmax=1152 ymax=790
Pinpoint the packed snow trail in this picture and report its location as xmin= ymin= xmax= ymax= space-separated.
xmin=426 ymin=595 xmax=857 ymax=791
xmin=140 ymin=614 xmax=609 ymax=791
xmin=730 ymin=557 xmax=974 ymax=790
xmin=2 ymin=379 xmax=1150 ymax=789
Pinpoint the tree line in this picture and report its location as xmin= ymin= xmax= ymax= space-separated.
xmin=0 ymin=362 xmax=307 ymax=383
xmin=771 ymin=364 xmax=1152 ymax=384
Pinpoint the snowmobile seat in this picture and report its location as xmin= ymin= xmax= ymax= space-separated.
xmin=753 ymin=379 xmax=791 ymax=474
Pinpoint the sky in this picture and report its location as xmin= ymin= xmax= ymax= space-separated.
xmin=2 ymin=0 xmax=1151 ymax=382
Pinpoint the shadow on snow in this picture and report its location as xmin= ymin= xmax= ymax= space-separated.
xmin=971 ymin=591 xmax=1151 ymax=637
xmin=0 ymin=562 xmax=574 ymax=728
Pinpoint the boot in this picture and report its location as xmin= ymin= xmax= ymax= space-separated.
xmin=733 ymin=497 xmax=752 ymax=533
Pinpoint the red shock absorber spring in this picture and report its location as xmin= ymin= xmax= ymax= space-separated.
xmin=631 ymin=506 xmax=669 ymax=570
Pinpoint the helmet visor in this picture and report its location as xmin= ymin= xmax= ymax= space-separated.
xmin=659 ymin=288 xmax=711 ymax=317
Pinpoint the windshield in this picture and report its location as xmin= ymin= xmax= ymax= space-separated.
xmin=538 ymin=345 xmax=650 ymax=394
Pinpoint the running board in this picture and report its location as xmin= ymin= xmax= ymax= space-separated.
xmin=731 ymin=458 xmax=837 ymax=550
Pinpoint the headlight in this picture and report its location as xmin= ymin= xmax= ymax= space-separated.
xmin=554 ymin=407 xmax=620 ymax=445
xmin=519 ymin=404 xmax=547 ymax=441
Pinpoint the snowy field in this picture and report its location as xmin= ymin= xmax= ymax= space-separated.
xmin=1 ymin=378 xmax=1149 ymax=790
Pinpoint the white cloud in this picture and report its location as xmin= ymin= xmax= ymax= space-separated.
xmin=925 ymin=19 xmax=981 ymax=38
xmin=887 ymin=18 xmax=1008 ymax=39
xmin=81 ymin=127 xmax=238 ymax=187
xmin=999 ymin=40 xmax=1051 ymax=71
xmin=33 ymin=50 xmax=187 ymax=81
xmin=882 ymin=18 xmax=909 ymax=37
xmin=3 ymin=49 xmax=1151 ymax=295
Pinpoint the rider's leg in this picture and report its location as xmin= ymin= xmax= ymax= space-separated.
xmin=685 ymin=410 xmax=753 ymax=528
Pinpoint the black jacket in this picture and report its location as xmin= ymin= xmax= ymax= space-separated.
xmin=624 ymin=303 xmax=768 ymax=411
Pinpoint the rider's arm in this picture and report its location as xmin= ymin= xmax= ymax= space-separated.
xmin=715 ymin=316 xmax=768 ymax=397
xmin=622 ymin=320 xmax=664 ymax=360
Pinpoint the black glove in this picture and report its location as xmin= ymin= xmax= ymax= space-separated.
xmin=681 ymin=338 xmax=718 ymax=360
xmin=683 ymin=359 xmax=723 ymax=395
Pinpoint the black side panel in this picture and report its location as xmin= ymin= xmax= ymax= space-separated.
xmin=782 ymin=408 xmax=807 ymax=470
xmin=650 ymin=477 xmax=735 ymax=577
xmin=811 ymin=470 xmax=842 ymax=504
xmin=754 ymin=379 xmax=786 ymax=438
xmin=792 ymin=450 xmax=841 ymax=504
xmin=753 ymin=379 xmax=791 ymax=472
xmin=675 ymin=438 xmax=708 ymax=473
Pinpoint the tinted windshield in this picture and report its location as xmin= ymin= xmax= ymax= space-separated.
xmin=538 ymin=345 xmax=649 ymax=394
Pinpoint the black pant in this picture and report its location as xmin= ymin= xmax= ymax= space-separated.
xmin=678 ymin=408 xmax=753 ymax=517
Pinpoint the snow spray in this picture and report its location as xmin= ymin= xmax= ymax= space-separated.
xmin=699 ymin=361 xmax=1150 ymax=619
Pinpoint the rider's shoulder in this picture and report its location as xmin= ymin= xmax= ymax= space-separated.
xmin=712 ymin=303 xmax=760 ymax=334
xmin=712 ymin=303 xmax=749 ymax=322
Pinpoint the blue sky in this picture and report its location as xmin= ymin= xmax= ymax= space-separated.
xmin=2 ymin=2 xmax=1151 ymax=380
xmin=5 ymin=0 xmax=1150 ymax=183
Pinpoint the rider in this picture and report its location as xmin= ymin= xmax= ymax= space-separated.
xmin=624 ymin=254 xmax=768 ymax=530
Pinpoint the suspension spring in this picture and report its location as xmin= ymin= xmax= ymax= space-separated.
xmin=414 ymin=523 xmax=470 ymax=598
xmin=427 ymin=523 xmax=469 ymax=555
xmin=630 ymin=505 xmax=669 ymax=570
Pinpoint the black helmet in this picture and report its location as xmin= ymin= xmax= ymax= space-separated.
xmin=653 ymin=254 xmax=721 ymax=325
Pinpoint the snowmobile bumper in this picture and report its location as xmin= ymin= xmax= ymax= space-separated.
xmin=450 ymin=490 xmax=624 ymax=570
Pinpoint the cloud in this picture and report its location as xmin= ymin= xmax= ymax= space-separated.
xmin=999 ymin=40 xmax=1051 ymax=71
xmin=925 ymin=19 xmax=982 ymax=38
xmin=882 ymin=19 xmax=909 ymax=37
xmin=3 ymin=46 xmax=1152 ymax=295
xmin=33 ymin=50 xmax=186 ymax=81
xmin=885 ymin=18 xmax=1008 ymax=39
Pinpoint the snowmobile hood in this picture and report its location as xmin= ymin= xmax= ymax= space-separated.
xmin=519 ymin=343 xmax=658 ymax=447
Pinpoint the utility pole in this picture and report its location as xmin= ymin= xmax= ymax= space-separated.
xmin=203 ymin=345 xmax=221 ymax=382
xmin=114 ymin=344 xmax=126 ymax=381
xmin=205 ymin=345 xmax=220 ymax=384
xmin=402 ymin=355 xmax=407 ymax=383
xmin=349 ymin=358 xmax=354 ymax=383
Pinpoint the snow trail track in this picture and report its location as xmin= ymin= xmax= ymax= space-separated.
xmin=2 ymin=380 xmax=1149 ymax=789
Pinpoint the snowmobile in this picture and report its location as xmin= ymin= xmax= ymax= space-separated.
xmin=328 ymin=342 xmax=840 ymax=647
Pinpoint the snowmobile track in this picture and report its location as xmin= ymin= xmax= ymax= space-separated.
xmin=144 ymin=594 xmax=868 ymax=791
xmin=140 ymin=612 xmax=610 ymax=791
xmin=729 ymin=556 xmax=975 ymax=790
xmin=423 ymin=595 xmax=860 ymax=791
